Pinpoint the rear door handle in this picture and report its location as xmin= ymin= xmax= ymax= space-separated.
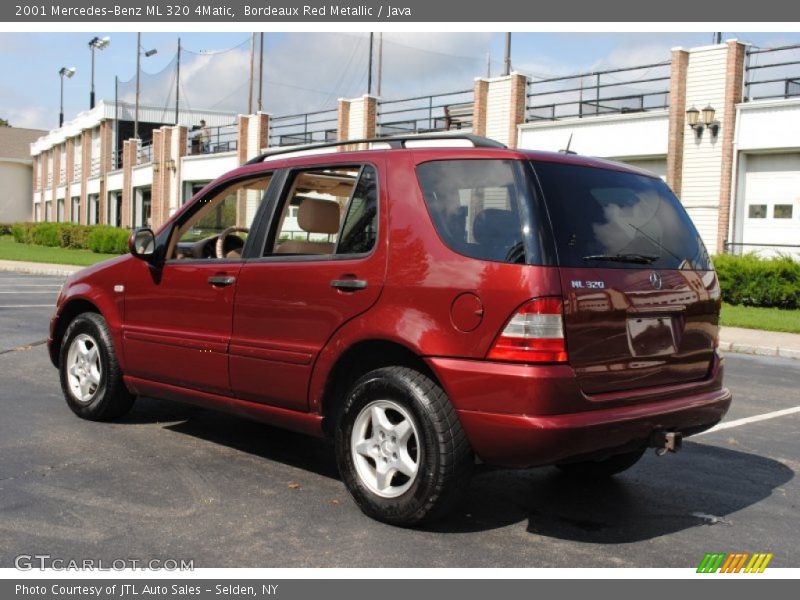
xmin=208 ymin=275 xmax=236 ymax=287
xmin=331 ymin=279 xmax=368 ymax=291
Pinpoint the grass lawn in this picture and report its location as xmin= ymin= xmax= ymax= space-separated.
xmin=721 ymin=302 xmax=800 ymax=334
xmin=0 ymin=235 xmax=120 ymax=267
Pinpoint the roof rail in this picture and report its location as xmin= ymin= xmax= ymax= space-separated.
xmin=244 ymin=133 xmax=506 ymax=164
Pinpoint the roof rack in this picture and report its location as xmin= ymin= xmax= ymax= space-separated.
xmin=244 ymin=133 xmax=506 ymax=164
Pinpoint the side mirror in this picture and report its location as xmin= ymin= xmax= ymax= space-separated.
xmin=129 ymin=228 xmax=157 ymax=261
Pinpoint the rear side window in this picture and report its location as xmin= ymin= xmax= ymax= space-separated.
xmin=532 ymin=161 xmax=712 ymax=270
xmin=416 ymin=160 xmax=528 ymax=264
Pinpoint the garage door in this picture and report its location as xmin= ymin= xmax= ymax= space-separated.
xmin=618 ymin=158 xmax=667 ymax=181
xmin=742 ymin=153 xmax=800 ymax=257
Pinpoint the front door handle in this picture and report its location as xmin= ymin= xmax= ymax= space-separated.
xmin=208 ymin=275 xmax=236 ymax=287
xmin=331 ymin=279 xmax=368 ymax=291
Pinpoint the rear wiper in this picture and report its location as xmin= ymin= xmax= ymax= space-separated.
xmin=582 ymin=253 xmax=659 ymax=264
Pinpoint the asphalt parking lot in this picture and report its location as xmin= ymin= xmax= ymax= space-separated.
xmin=0 ymin=271 xmax=798 ymax=568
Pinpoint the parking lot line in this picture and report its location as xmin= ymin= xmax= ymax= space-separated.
xmin=695 ymin=406 xmax=800 ymax=436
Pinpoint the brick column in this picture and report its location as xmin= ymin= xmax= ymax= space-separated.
xmin=472 ymin=78 xmax=489 ymax=137
xmin=121 ymin=139 xmax=135 ymax=228
xmin=98 ymin=121 xmax=112 ymax=224
xmin=666 ymin=48 xmax=689 ymax=196
xmin=171 ymin=125 xmax=188 ymax=212
xmin=31 ymin=155 xmax=39 ymax=221
xmin=151 ymin=128 xmax=165 ymax=229
xmin=337 ymin=98 xmax=351 ymax=142
xmin=507 ymin=73 xmax=528 ymax=148
xmin=80 ymin=130 xmax=91 ymax=224
xmin=717 ymin=41 xmax=747 ymax=254
xmin=236 ymin=114 xmax=249 ymax=164
xmin=51 ymin=145 xmax=60 ymax=221
xmin=64 ymin=138 xmax=75 ymax=222
xmin=39 ymin=153 xmax=47 ymax=221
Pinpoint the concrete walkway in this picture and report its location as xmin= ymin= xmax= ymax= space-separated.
xmin=1 ymin=259 xmax=799 ymax=360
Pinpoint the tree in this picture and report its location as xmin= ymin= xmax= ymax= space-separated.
xmin=0 ymin=117 xmax=9 ymax=127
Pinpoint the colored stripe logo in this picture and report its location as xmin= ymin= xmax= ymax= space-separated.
xmin=697 ymin=552 xmax=773 ymax=573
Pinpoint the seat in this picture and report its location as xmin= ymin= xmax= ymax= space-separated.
xmin=472 ymin=208 xmax=520 ymax=261
xmin=275 ymin=197 xmax=340 ymax=254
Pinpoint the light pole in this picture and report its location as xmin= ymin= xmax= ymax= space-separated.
xmin=88 ymin=35 xmax=110 ymax=109
xmin=58 ymin=67 xmax=76 ymax=127
xmin=134 ymin=33 xmax=158 ymax=140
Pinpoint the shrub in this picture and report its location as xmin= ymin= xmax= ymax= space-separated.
xmin=87 ymin=226 xmax=130 ymax=254
xmin=714 ymin=253 xmax=800 ymax=309
xmin=29 ymin=222 xmax=62 ymax=247
xmin=59 ymin=224 xmax=92 ymax=249
xmin=11 ymin=222 xmax=34 ymax=243
xmin=0 ymin=223 xmax=12 ymax=236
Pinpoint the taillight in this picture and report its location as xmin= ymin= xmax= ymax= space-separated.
xmin=487 ymin=297 xmax=567 ymax=363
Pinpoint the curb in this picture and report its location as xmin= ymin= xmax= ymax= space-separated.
xmin=0 ymin=262 xmax=81 ymax=278
xmin=718 ymin=341 xmax=800 ymax=360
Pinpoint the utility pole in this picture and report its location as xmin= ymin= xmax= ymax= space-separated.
xmin=134 ymin=32 xmax=141 ymax=139
xmin=714 ymin=32 xmax=722 ymax=44
xmin=257 ymin=32 xmax=264 ymax=112
xmin=376 ymin=32 xmax=383 ymax=97
xmin=367 ymin=32 xmax=374 ymax=95
xmin=248 ymin=33 xmax=255 ymax=114
xmin=175 ymin=37 xmax=181 ymax=125
xmin=503 ymin=33 xmax=512 ymax=76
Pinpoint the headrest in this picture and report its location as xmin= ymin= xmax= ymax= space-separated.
xmin=472 ymin=208 xmax=519 ymax=245
xmin=297 ymin=198 xmax=340 ymax=234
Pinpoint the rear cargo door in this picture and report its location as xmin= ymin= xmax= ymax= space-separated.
xmin=531 ymin=160 xmax=720 ymax=395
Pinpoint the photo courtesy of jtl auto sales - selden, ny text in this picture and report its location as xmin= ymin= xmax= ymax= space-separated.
xmin=0 ymin=0 xmax=798 ymax=597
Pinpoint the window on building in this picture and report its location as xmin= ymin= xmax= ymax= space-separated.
xmin=748 ymin=205 xmax=767 ymax=219
xmin=57 ymin=198 xmax=65 ymax=222
xmin=44 ymin=201 xmax=52 ymax=222
xmin=774 ymin=204 xmax=794 ymax=219
xmin=71 ymin=197 xmax=80 ymax=223
xmin=88 ymin=194 xmax=99 ymax=225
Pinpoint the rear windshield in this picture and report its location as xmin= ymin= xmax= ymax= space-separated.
xmin=532 ymin=161 xmax=713 ymax=270
xmin=416 ymin=159 xmax=534 ymax=264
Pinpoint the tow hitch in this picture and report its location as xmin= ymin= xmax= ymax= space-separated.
xmin=649 ymin=430 xmax=682 ymax=456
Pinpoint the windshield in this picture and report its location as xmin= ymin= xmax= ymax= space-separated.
xmin=531 ymin=161 xmax=713 ymax=270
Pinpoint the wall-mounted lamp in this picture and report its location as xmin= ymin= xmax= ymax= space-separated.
xmin=165 ymin=159 xmax=176 ymax=171
xmin=686 ymin=104 xmax=720 ymax=139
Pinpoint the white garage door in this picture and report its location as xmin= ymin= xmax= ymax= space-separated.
xmin=742 ymin=153 xmax=800 ymax=257
xmin=618 ymin=158 xmax=668 ymax=181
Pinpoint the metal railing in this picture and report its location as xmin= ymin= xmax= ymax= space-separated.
xmin=111 ymin=149 xmax=122 ymax=171
xmin=138 ymin=142 xmax=153 ymax=166
xmin=187 ymin=123 xmax=239 ymax=155
xmin=723 ymin=242 xmax=800 ymax=257
xmin=745 ymin=44 xmax=800 ymax=101
xmin=89 ymin=156 xmax=102 ymax=177
xmin=73 ymin=162 xmax=82 ymax=182
xmin=377 ymin=89 xmax=474 ymax=135
xmin=269 ymin=109 xmax=338 ymax=147
xmin=525 ymin=61 xmax=671 ymax=122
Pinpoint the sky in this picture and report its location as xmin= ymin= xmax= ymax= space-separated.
xmin=1 ymin=31 xmax=799 ymax=132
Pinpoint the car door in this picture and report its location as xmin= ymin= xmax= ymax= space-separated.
xmin=229 ymin=160 xmax=386 ymax=411
xmin=122 ymin=172 xmax=274 ymax=395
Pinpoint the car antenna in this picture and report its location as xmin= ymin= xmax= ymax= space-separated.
xmin=560 ymin=133 xmax=577 ymax=155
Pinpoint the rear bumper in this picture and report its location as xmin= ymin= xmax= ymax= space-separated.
xmin=427 ymin=354 xmax=731 ymax=468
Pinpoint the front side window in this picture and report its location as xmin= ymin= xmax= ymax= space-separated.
xmin=268 ymin=165 xmax=378 ymax=257
xmin=416 ymin=159 xmax=530 ymax=264
xmin=168 ymin=174 xmax=272 ymax=260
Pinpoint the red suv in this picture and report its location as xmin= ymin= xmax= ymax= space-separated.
xmin=49 ymin=135 xmax=731 ymax=525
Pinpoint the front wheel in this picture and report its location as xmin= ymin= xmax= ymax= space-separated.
xmin=59 ymin=312 xmax=135 ymax=421
xmin=335 ymin=366 xmax=473 ymax=526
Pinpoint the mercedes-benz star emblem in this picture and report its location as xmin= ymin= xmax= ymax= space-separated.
xmin=649 ymin=271 xmax=662 ymax=290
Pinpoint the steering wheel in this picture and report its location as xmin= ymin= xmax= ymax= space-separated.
xmin=215 ymin=226 xmax=250 ymax=258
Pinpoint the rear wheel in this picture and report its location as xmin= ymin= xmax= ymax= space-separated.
xmin=555 ymin=448 xmax=645 ymax=479
xmin=59 ymin=312 xmax=135 ymax=421
xmin=335 ymin=366 xmax=473 ymax=526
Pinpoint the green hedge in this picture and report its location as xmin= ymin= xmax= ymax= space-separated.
xmin=0 ymin=223 xmax=12 ymax=236
xmin=714 ymin=254 xmax=800 ymax=309
xmin=86 ymin=226 xmax=130 ymax=254
xmin=6 ymin=222 xmax=129 ymax=255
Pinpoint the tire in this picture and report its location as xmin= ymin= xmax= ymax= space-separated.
xmin=555 ymin=448 xmax=646 ymax=479
xmin=59 ymin=312 xmax=135 ymax=421
xmin=334 ymin=366 xmax=473 ymax=526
